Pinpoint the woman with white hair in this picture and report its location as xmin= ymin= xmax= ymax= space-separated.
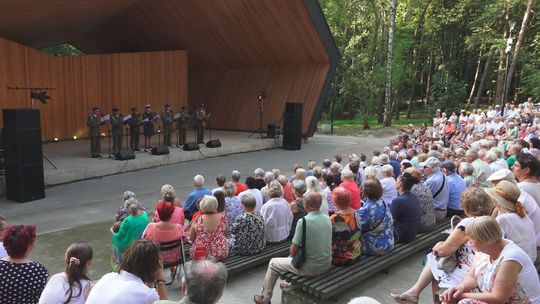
xmin=305 ymin=176 xmax=329 ymax=214
xmin=223 ymin=181 xmax=243 ymax=233
xmin=370 ymin=156 xmax=384 ymax=180
xmin=380 ymin=165 xmax=398 ymax=207
xmin=459 ymin=162 xmax=478 ymax=188
xmin=189 ymin=195 xmax=228 ymax=261
xmin=111 ymin=197 xmax=149 ymax=267
xmin=260 ymin=181 xmax=294 ymax=243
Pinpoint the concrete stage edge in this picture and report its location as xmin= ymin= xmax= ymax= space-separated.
xmin=41 ymin=130 xmax=281 ymax=186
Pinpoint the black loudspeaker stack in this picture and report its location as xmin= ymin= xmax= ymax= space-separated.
xmin=151 ymin=146 xmax=170 ymax=155
xmin=183 ymin=142 xmax=200 ymax=151
xmin=3 ymin=109 xmax=45 ymax=203
xmin=267 ymin=123 xmax=280 ymax=138
xmin=282 ymin=103 xmax=302 ymax=150
xmin=116 ymin=149 xmax=135 ymax=160
xmin=206 ymin=139 xmax=221 ymax=148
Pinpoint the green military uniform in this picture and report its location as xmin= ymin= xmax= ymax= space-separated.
xmin=176 ymin=107 xmax=190 ymax=146
xmin=110 ymin=110 xmax=124 ymax=155
xmin=87 ymin=108 xmax=102 ymax=158
xmin=195 ymin=106 xmax=207 ymax=143
xmin=128 ymin=110 xmax=141 ymax=151
xmin=162 ymin=106 xmax=174 ymax=146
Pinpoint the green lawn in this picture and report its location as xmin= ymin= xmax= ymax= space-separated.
xmin=320 ymin=115 xmax=431 ymax=129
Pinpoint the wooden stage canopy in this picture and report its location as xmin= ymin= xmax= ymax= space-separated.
xmin=0 ymin=0 xmax=339 ymax=141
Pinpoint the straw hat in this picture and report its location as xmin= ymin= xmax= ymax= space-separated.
xmin=486 ymin=169 xmax=516 ymax=182
xmin=483 ymin=180 xmax=520 ymax=211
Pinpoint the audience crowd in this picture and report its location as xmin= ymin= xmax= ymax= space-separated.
xmin=2 ymin=100 xmax=540 ymax=303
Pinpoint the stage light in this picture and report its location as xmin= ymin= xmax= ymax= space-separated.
xmin=100 ymin=132 xmax=106 ymax=137
xmin=54 ymin=137 xmax=59 ymax=141
xmin=73 ymin=136 xmax=77 ymax=140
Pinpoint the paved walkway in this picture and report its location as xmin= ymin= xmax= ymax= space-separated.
xmin=1 ymin=132 xmax=434 ymax=303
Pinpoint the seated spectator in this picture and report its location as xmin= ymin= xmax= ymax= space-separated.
xmin=189 ymin=195 xmax=228 ymax=261
xmin=421 ymin=156 xmax=449 ymax=221
xmin=331 ymin=187 xmax=361 ymax=265
xmin=330 ymin=161 xmax=343 ymax=185
xmin=484 ymin=180 xmax=537 ymax=261
xmin=260 ymin=171 xmax=275 ymax=203
xmin=484 ymin=150 xmax=505 ymax=172
xmin=339 ymin=169 xmax=361 ymax=210
xmin=254 ymin=168 xmax=266 ymax=190
xmin=211 ymin=174 xmax=226 ymax=194
xmin=39 ymin=242 xmax=93 ymax=304
xmin=306 ymin=176 xmax=330 ymax=214
xmin=466 ymin=149 xmax=492 ymax=188
xmin=86 ymin=240 xmax=167 ymax=303
xmin=289 ymin=180 xmax=307 ymax=239
xmin=254 ymin=192 xmax=332 ymax=304
xmin=506 ymin=144 xmax=522 ymax=168
xmin=388 ymin=151 xmax=401 ymax=178
xmin=487 ymin=168 xmax=540 ymax=247
xmin=223 ymin=182 xmax=242 ymax=232
xmin=228 ymin=194 xmax=266 ymax=256
xmin=0 ymin=225 xmax=48 ymax=303
xmin=441 ymin=160 xmax=466 ymax=217
xmin=439 ymin=216 xmax=540 ymax=303
xmin=322 ymin=172 xmax=337 ymax=213
xmin=391 ymin=172 xmax=421 ymax=243
xmin=261 ymin=181 xmax=293 ymax=243
xmin=153 ymin=184 xmax=184 ymax=226
xmin=403 ymin=167 xmax=436 ymax=232
xmin=357 ymin=179 xmax=394 ymax=256
xmin=143 ymin=201 xmax=184 ymax=265
xmin=155 ymin=260 xmax=227 ymax=304
xmin=111 ymin=198 xmax=149 ymax=266
xmin=279 ymin=175 xmax=295 ymax=203
xmin=380 ymin=165 xmax=398 ymax=207
xmin=0 ymin=215 xmax=7 ymax=258
xmin=184 ymin=175 xmax=212 ymax=221
xmin=231 ymin=170 xmax=247 ymax=195
xmin=513 ymin=152 xmax=540 ymax=204
xmin=213 ymin=190 xmax=226 ymax=215
xmin=238 ymin=176 xmax=263 ymax=212
xmin=391 ymin=188 xmax=494 ymax=303
xmin=459 ymin=162 xmax=478 ymax=187
xmin=113 ymin=191 xmax=146 ymax=232
xmin=349 ymin=160 xmax=365 ymax=188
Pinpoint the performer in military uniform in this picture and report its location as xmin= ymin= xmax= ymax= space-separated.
xmin=161 ymin=104 xmax=174 ymax=146
xmin=176 ymin=106 xmax=190 ymax=146
xmin=142 ymin=104 xmax=156 ymax=151
xmin=195 ymin=104 xmax=209 ymax=143
xmin=110 ymin=107 xmax=124 ymax=155
xmin=87 ymin=106 xmax=104 ymax=158
xmin=128 ymin=107 xmax=141 ymax=151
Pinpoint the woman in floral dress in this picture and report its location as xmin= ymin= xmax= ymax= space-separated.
xmin=189 ymin=195 xmax=228 ymax=261
xmin=228 ymin=194 xmax=266 ymax=255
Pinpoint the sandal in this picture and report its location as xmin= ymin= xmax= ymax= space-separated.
xmin=389 ymin=292 xmax=418 ymax=304
xmin=253 ymin=295 xmax=271 ymax=304
xmin=279 ymin=282 xmax=291 ymax=289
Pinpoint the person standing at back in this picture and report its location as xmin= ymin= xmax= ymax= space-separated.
xmin=128 ymin=107 xmax=141 ymax=151
xmin=110 ymin=107 xmax=124 ymax=156
xmin=161 ymin=104 xmax=174 ymax=146
xmin=87 ymin=106 xmax=104 ymax=158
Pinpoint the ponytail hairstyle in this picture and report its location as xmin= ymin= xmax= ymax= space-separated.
xmin=516 ymin=201 xmax=528 ymax=218
xmin=64 ymin=242 xmax=93 ymax=304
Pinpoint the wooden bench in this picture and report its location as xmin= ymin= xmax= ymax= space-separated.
xmin=181 ymin=241 xmax=291 ymax=278
xmin=279 ymin=218 xmax=452 ymax=301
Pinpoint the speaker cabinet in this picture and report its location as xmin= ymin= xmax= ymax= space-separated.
xmin=3 ymin=109 xmax=45 ymax=203
xmin=116 ymin=149 xmax=135 ymax=160
xmin=267 ymin=123 xmax=280 ymax=138
xmin=151 ymin=146 xmax=170 ymax=155
xmin=206 ymin=139 xmax=222 ymax=148
xmin=183 ymin=142 xmax=200 ymax=151
xmin=283 ymin=103 xmax=302 ymax=150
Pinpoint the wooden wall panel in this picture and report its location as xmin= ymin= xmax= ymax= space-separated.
xmin=0 ymin=38 xmax=188 ymax=140
xmin=189 ymin=64 xmax=330 ymax=135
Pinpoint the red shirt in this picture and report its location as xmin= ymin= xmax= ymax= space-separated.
xmin=340 ymin=180 xmax=361 ymax=210
xmin=234 ymin=182 xmax=247 ymax=196
xmin=283 ymin=182 xmax=295 ymax=203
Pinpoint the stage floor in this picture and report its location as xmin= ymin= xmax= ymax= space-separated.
xmin=41 ymin=130 xmax=280 ymax=185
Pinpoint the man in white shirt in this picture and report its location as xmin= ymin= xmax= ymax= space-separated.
xmin=465 ymin=149 xmax=492 ymax=188
xmin=238 ymin=177 xmax=264 ymax=212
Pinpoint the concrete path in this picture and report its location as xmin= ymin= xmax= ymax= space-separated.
xmin=1 ymin=132 xmax=434 ymax=303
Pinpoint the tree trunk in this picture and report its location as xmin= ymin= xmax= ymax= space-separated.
xmin=467 ymin=49 xmax=483 ymax=107
xmin=474 ymin=53 xmax=493 ymax=110
xmin=495 ymin=14 xmax=509 ymax=104
xmin=503 ymin=0 xmax=533 ymax=104
xmin=425 ymin=43 xmax=435 ymax=104
xmin=383 ymin=0 xmax=397 ymax=127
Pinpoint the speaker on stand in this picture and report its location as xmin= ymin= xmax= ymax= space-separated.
xmin=282 ymin=103 xmax=302 ymax=150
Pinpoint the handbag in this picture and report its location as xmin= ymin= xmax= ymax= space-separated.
xmin=435 ymin=215 xmax=462 ymax=272
xmin=292 ymin=216 xmax=306 ymax=269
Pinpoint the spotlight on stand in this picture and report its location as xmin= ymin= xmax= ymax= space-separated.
xmin=30 ymin=90 xmax=50 ymax=104
xmin=54 ymin=137 xmax=59 ymax=142
xmin=73 ymin=136 xmax=77 ymax=140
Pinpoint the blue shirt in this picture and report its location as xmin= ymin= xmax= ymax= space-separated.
xmin=390 ymin=192 xmax=421 ymax=243
xmin=424 ymin=171 xmax=449 ymax=210
xmin=389 ymin=159 xmax=401 ymax=178
xmin=446 ymin=173 xmax=466 ymax=210
xmin=357 ymin=198 xmax=394 ymax=255
xmin=184 ymin=187 xmax=212 ymax=216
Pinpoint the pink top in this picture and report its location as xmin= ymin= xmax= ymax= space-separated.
xmin=340 ymin=180 xmax=362 ymax=210
xmin=153 ymin=206 xmax=185 ymax=226
xmin=142 ymin=223 xmax=184 ymax=264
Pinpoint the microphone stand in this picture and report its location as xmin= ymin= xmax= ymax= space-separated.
xmin=108 ymin=129 xmax=112 ymax=158
xmin=125 ymin=126 xmax=130 ymax=152
xmin=158 ymin=126 xmax=162 ymax=146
